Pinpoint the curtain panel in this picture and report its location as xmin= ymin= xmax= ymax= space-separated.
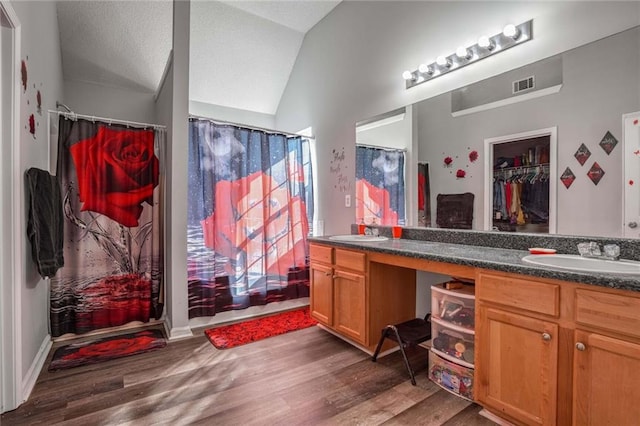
xmin=355 ymin=145 xmax=405 ymax=226
xmin=51 ymin=117 xmax=164 ymax=337
xmin=187 ymin=119 xmax=314 ymax=318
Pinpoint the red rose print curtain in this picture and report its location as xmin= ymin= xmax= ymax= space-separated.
xmin=187 ymin=119 xmax=313 ymax=317
xmin=355 ymin=145 xmax=405 ymax=225
xmin=51 ymin=117 xmax=164 ymax=337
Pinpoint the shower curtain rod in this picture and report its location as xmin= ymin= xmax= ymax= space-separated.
xmin=48 ymin=110 xmax=166 ymax=130
xmin=189 ymin=114 xmax=314 ymax=139
xmin=356 ymin=143 xmax=407 ymax=152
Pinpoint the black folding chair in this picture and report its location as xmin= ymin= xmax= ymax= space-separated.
xmin=371 ymin=313 xmax=432 ymax=385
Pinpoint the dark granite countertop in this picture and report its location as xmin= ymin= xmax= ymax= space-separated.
xmin=310 ymin=233 xmax=640 ymax=292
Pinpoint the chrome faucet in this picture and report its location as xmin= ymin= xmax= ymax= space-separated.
xmin=578 ymin=242 xmax=620 ymax=261
xmin=364 ymin=227 xmax=379 ymax=237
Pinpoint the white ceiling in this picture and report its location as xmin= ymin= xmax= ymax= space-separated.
xmin=56 ymin=1 xmax=173 ymax=93
xmin=56 ymin=0 xmax=340 ymax=115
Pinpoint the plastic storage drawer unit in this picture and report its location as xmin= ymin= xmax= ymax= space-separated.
xmin=429 ymin=351 xmax=474 ymax=401
xmin=431 ymin=316 xmax=475 ymax=368
xmin=431 ymin=282 xmax=475 ymax=330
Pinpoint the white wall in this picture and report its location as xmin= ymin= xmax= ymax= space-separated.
xmin=8 ymin=0 xmax=64 ymax=409
xmin=160 ymin=1 xmax=191 ymax=340
xmin=64 ymin=80 xmax=157 ymax=124
xmin=190 ymin=99 xmax=275 ymax=129
xmin=417 ymin=27 xmax=640 ymax=237
xmin=275 ymin=1 xmax=640 ymax=235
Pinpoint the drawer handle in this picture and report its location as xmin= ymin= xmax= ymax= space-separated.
xmin=325 ymin=272 xmax=332 ymax=276
xmin=542 ymin=332 xmax=552 ymax=341
xmin=576 ymin=342 xmax=586 ymax=351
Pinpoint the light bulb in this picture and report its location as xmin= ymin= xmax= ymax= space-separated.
xmin=418 ymin=63 xmax=432 ymax=74
xmin=456 ymin=46 xmax=470 ymax=60
xmin=503 ymin=24 xmax=520 ymax=39
xmin=402 ymin=70 xmax=413 ymax=80
xmin=436 ymin=55 xmax=451 ymax=67
xmin=478 ymin=35 xmax=494 ymax=50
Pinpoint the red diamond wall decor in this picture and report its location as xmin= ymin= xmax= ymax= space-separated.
xmin=574 ymin=143 xmax=591 ymax=166
xmin=560 ymin=167 xmax=576 ymax=189
xmin=587 ymin=162 xmax=605 ymax=185
xmin=599 ymin=131 xmax=618 ymax=155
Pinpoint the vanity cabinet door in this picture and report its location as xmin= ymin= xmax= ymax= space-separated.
xmin=333 ymin=269 xmax=366 ymax=345
xmin=476 ymin=305 xmax=558 ymax=426
xmin=573 ymin=330 xmax=640 ymax=426
xmin=310 ymin=262 xmax=333 ymax=326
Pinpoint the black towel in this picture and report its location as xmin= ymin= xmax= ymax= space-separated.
xmin=25 ymin=167 xmax=64 ymax=278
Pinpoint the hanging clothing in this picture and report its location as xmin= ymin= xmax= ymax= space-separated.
xmin=51 ymin=117 xmax=164 ymax=337
xmin=25 ymin=167 xmax=64 ymax=279
xmin=187 ymin=119 xmax=314 ymax=318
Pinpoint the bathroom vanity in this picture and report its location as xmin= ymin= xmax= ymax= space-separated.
xmin=309 ymin=230 xmax=640 ymax=426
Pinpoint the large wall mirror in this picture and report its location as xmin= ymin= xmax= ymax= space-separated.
xmin=354 ymin=108 xmax=414 ymax=226
xmin=356 ymin=25 xmax=640 ymax=238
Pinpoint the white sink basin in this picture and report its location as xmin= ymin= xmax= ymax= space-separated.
xmin=328 ymin=235 xmax=388 ymax=242
xmin=522 ymin=254 xmax=640 ymax=275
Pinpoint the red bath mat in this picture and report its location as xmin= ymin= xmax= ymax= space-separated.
xmin=205 ymin=307 xmax=317 ymax=349
xmin=49 ymin=329 xmax=166 ymax=371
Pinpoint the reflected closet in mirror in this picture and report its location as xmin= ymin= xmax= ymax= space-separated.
xmin=484 ymin=127 xmax=557 ymax=234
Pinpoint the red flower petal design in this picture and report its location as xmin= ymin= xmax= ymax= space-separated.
xmin=70 ymin=126 xmax=159 ymax=227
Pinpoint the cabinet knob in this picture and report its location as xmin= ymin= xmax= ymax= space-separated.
xmin=576 ymin=342 xmax=586 ymax=351
xmin=542 ymin=332 xmax=552 ymax=341
xmin=325 ymin=272 xmax=332 ymax=276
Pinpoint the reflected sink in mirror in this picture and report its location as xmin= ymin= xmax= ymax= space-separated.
xmin=522 ymin=254 xmax=640 ymax=275
xmin=328 ymin=235 xmax=389 ymax=242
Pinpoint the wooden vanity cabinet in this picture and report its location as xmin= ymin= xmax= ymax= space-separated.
xmin=309 ymin=244 xmax=367 ymax=345
xmin=476 ymin=271 xmax=560 ymax=426
xmin=309 ymin=261 xmax=333 ymax=326
xmin=477 ymin=270 xmax=640 ymax=426
xmin=572 ymin=289 xmax=640 ymax=425
xmin=332 ymin=268 xmax=366 ymax=344
xmin=309 ymin=243 xmax=416 ymax=351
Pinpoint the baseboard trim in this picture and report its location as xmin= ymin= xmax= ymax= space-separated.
xmin=21 ymin=334 xmax=52 ymax=403
xmin=163 ymin=318 xmax=193 ymax=341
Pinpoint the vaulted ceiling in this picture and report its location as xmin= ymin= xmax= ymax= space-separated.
xmin=56 ymin=0 xmax=341 ymax=115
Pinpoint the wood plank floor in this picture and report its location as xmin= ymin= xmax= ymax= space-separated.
xmin=2 ymin=326 xmax=497 ymax=425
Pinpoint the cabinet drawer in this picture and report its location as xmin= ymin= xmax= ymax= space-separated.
xmin=429 ymin=351 xmax=474 ymax=401
xmin=576 ymin=288 xmax=640 ymax=339
xmin=335 ymin=249 xmax=366 ymax=273
xmin=310 ymin=244 xmax=333 ymax=264
xmin=477 ymin=272 xmax=559 ymax=317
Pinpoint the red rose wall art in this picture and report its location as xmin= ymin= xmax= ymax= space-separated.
xmin=51 ymin=119 xmax=164 ymax=337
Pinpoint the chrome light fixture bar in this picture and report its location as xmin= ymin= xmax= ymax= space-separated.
xmin=403 ymin=20 xmax=533 ymax=89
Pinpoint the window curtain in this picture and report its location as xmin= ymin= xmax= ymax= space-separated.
xmin=187 ymin=119 xmax=313 ymax=318
xmin=51 ymin=117 xmax=164 ymax=337
xmin=355 ymin=145 xmax=405 ymax=225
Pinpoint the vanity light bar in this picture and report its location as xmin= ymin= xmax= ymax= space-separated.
xmin=403 ymin=20 xmax=533 ymax=89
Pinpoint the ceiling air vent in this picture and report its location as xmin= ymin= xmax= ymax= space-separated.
xmin=513 ymin=76 xmax=535 ymax=94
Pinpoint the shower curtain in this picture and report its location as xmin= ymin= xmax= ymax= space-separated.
xmin=51 ymin=117 xmax=164 ymax=337
xmin=187 ymin=119 xmax=313 ymax=318
xmin=355 ymin=145 xmax=405 ymax=225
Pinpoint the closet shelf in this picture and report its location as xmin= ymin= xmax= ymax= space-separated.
xmin=493 ymin=163 xmax=549 ymax=173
